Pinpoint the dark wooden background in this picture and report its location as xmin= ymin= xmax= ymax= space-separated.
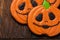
xmin=0 ymin=0 xmax=60 ymax=39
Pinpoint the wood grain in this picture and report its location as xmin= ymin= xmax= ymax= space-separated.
xmin=0 ymin=0 xmax=60 ymax=39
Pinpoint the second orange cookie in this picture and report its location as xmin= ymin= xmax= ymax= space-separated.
xmin=10 ymin=0 xmax=43 ymax=24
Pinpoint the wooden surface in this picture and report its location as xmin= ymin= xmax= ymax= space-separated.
xmin=0 ymin=0 xmax=60 ymax=39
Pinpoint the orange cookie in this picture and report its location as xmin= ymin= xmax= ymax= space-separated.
xmin=28 ymin=5 xmax=60 ymax=36
xmin=10 ymin=0 xmax=27 ymax=24
xmin=10 ymin=0 xmax=43 ymax=24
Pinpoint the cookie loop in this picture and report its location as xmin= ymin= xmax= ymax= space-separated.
xmin=47 ymin=0 xmax=60 ymax=7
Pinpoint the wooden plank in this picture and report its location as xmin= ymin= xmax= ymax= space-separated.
xmin=0 ymin=0 xmax=60 ymax=39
